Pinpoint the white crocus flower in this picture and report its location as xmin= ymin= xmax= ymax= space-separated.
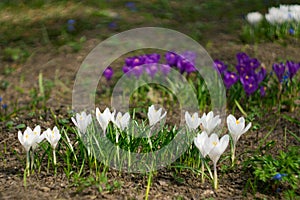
xmin=71 ymin=111 xmax=92 ymax=134
xmin=227 ymin=114 xmax=251 ymax=164
xmin=227 ymin=114 xmax=251 ymax=145
xmin=194 ymin=131 xmax=213 ymax=184
xmin=208 ymin=134 xmax=229 ymax=164
xmin=44 ymin=126 xmax=61 ymax=166
xmin=147 ymin=105 xmax=167 ymax=126
xmin=96 ymin=107 xmax=115 ymax=134
xmin=18 ymin=125 xmax=44 ymax=174
xmin=207 ymin=133 xmax=229 ymax=190
xmin=18 ymin=125 xmax=41 ymax=152
xmin=185 ymin=111 xmax=201 ymax=130
xmin=194 ymin=131 xmax=211 ymax=158
xmin=113 ymin=112 xmax=130 ymax=131
xmin=246 ymin=11 xmax=263 ymax=25
xmin=44 ymin=126 xmax=61 ymax=149
xmin=199 ymin=111 xmax=221 ymax=135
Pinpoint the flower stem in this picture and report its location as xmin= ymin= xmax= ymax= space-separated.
xmin=213 ymin=162 xmax=218 ymax=190
xmin=231 ymin=144 xmax=236 ymax=166
xmin=53 ymin=149 xmax=57 ymax=175
xmin=201 ymin=159 xmax=205 ymax=184
xmin=26 ymin=151 xmax=30 ymax=176
xmin=53 ymin=149 xmax=56 ymax=166
xmin=145 ymin=172 xmax=153 ymax=200
xmin=30 ymin=150 xmax=34 ymax=171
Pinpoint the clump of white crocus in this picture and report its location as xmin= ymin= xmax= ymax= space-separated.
xmin=44 ymin=126 xmax=61 ymax=166
xmin=71 ymin=111 xmax=92 ymax=135
xmin=199 ymin=111 xmax=221 ymax=135
xmin=113 ymin=112 xmax=130 ymax=131
xmin=227 ymin=114 xmax=251 ymax=164
xmin=194 ymin=131 xmax=212 ymax=183
xmin=96 ymin=107 xmax=115 ymax=135
xmin=185 ymin=111 xmax=201 ymax=130
xmin=207 ymin=134 xmax=229 ymax=190
xmin=112 ymin=112 xmax=130 ymax=143
xmin=246 ymin=11 xmax=263 ymax=25
xmin=18 ymin=125 xmax=43 ymax=174
xmin=147 ymin=105 xmax=167 ymax=127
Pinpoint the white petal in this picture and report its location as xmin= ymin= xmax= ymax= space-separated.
xmin=71 ymin=117 xmax=79 ymax=127
xmin=242 ymin=122 xmax=252 ymax=135
xmin=33 ymin=125 xmax=41 ymax=134
xmin=18 ymin=131 xmax=24 ymax=145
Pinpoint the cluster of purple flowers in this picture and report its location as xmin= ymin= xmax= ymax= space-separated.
xmin=272 ymin=60 xmax=300 ymax=83
xmin=120 ymin=51 xmax=197 ymax=79
xmin=165 ymin=51 xmax=197 ymax=74
xmin=215 ymin=52 xmax=267 ymax=96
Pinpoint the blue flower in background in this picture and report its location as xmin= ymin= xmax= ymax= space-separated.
xmin=67 ymin=19 xmax=76 ymax=32
xmin=2 ymin=104 xmax=7 ymax=109
xmin=0 ymin=97 xmax=2 ymax=103
xmin=289 ymin=28 xmax=295 ymax=35
xmin=272 ymin=173 xmax=287 ymax=181
xmin=125 ymin=2 xmax=137 ymax=12
xmin=108 ymin=21 xmax=117 ymax=29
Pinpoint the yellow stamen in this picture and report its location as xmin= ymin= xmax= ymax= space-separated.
xmin=212 ymin=141 xmax=217 ymax=146
xmin=236 ymin=120 xmax=240 ymax=124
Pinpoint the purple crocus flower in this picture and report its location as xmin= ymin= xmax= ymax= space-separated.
xmin=165 ymin=52 xmax=178 ymax=66
xmin=246 ymin=58 xmax=260 ymax=71
xmin=214 ymin=59 xmax=227 ymax=74
xmin=131 ymin=65 xmax=143 ymax=78
xmin=180 ymin=51 xmax=196 ymax=65
xmin=272 ymin=63 xmax=286 ymax=82
xmin=236 ymin=63 xmax=247 ymax=75
xmin=122 ymin=65 xmax=131 ymax=76
xmin=255 ymin=67 xmax=266 ymax=84
xmin=236 ymin=52 xmax=250 ymax=64
xmin=160 ymin=64 xmax=171 ymax=76
xmin=177 ymin=57 xmax=195 ymax=74
xmin=286 ymin=60 xmax=299 ymax=80
xmin=103 ymin=67 xmax=114 ymax=81
xmin=145 ymin=53 xmax=160 ymax=64
xmin=147 ymin=53 xmax=160 ymax=63
xmin=240 ymin=74 xmax=256 ymax=86
xmin=125 ymin=57 xmax=134 ymax=66
xmin=145 ymin=64 xmax=158 ymax=79
xmin=223 ymin=71 xmax=238 ymax=89
xmin=240 ymin=74 xmax=258 ymax=95
xmin=125 ymin=56 xmax=144 ymax=67
xmin=243 ymin=81 xmax=259 ymax=95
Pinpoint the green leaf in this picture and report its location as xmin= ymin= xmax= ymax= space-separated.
xmin=16 ymin=124 xmax=26 ymax=129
